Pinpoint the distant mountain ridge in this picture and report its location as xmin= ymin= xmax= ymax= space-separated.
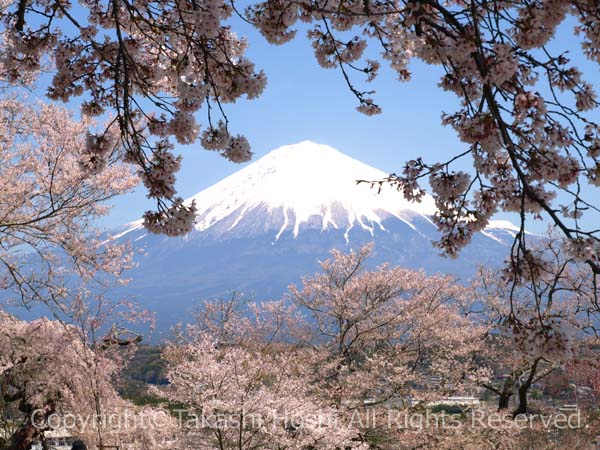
xmin=114 ymin=141 xmax=521 ymax=334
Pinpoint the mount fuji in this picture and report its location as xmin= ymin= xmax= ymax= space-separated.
xmin=114 ymin=141 xmax=520 ymax=332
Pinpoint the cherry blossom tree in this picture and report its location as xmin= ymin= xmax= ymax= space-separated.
xmin=285 ymin=244 xmax=489 ymax=446
xmin=0 ymin=314 xmax=112 ymax=449
xmin=289 ymin=244 xmax=487 ymax=407
xmin=160 ymin=297 xmax=365 ymax=450
xmin=0 ymin=311 xmax=175 ymax=450
xmin=475 ymin=331 xmax=562 ymax=414
xmin=0 ymin=97 xmax=168 ymax=449
xmin=0 ymin=96 xmax=136 ymax=317
xmin=475 ymin=236 xmax=599 ymax=414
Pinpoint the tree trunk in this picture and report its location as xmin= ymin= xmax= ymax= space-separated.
xmin=513 ymin=384 xmax=529 ymax=416
xmin=8 ymin=423 xmax=38 ymax=450
xmin=7 ymin=401 xmax=54 ymax=450
xmin=512 ymin=358 xmax=540 ymax=417
xmin=498 ymin=391 xmax=512 ymax=410
xmin=498 ymin=375 xmax=515 ymax=410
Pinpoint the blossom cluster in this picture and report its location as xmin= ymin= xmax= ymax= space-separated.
xmin=1 ymin=0 xmax=265 ymax=235
xmin=0 ymin=98 xmax=136 ymax=312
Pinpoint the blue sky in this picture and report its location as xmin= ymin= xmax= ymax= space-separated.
xmin=102 ymin=17 xmax=599 ymax=234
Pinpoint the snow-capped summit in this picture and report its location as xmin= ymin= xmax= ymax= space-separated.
xmin=121 ymin=140 xmax=438 ymax=241
xmin=120 ymin=140 xmax=513 ymax=243
xmin=188 ymin=140 xmax=437 ymax=240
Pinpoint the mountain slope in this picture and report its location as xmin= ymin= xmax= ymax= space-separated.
xmin=114 ymin=141 xmax=520 ymax=334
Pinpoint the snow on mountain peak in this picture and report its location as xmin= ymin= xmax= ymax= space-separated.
xmin=117 ymin=141 xmax=522 ymax=243
xmin=186 ymin=140 xmax=437 ymax=240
